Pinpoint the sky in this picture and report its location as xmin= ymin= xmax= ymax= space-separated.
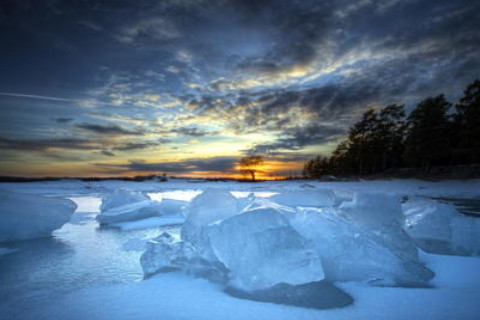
xmin=0 ymin=0 xmax=479 ymax=178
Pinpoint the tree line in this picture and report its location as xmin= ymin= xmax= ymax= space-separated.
xmin=303 ymin=79 xmax=480 ymax=178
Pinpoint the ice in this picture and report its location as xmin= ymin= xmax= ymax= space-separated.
xmin=141 ymin=232 xmax=187 ymax=276
xmin=403 ymin=198 xmax=480 ymax=255
xmin=338 ymin=192 xmax=421 ymax=267
xmin=289 ymin=208 xmax=433 ymax=286
xmin=100 ymin=189 xmax=150 ymax=212
xmin=158 ymin=198 xmax=188 ymax=217
xmin=450 ymin=215 xmax=480 ymax=255
xmin=339 ymin=192 xmax=405 ymax=229
xmin=112 ymin=216 xmax=185 ymax=231
xmin=403 ymin=198 xmax=455 ymax=252
xmin=269 ymin=188 xmax=337 ymax=207
xmin=207 ymin=206 xmax=324 ymax=291
xmin=0 ymin=191 xmax=77 ymax=242
xmin=96 ymin=200 xmax=162 ymax=225
xmin=181 ymin=189 xmax=239 ymax=247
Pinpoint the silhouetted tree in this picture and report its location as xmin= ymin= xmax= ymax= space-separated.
xmin=455 ymin=79 xmax=480 ymax=164
xmin=304 ymin=81 xmax=479 ymax=178
xmin=239 ymin=155 xmax=264 ymax=181
xmin=403 ymin=95 xmax=452 ymax=172
xmin=376 ymin=104 xmax=406 ymax=171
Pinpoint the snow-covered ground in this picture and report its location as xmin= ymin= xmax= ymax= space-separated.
xmin=0 ymin=179 xmax=479 ymax=320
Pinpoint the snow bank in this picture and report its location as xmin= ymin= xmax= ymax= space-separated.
xmin=269 ymin=188 xmax=337 ymax=207
xmin=0 ymin=191 xmax=77 ymax=242
xmin=100 ymin=189 xmax=150 ymax=212
xmin=403 ymin=198 xmax=480 ymax=255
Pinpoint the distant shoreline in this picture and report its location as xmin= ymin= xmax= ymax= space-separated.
xmin=1 ymin=164 xmax=479 ymax=183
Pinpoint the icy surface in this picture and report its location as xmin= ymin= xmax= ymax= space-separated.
xmin=450 ymin=215 xmax=480 ymax=255
xmin=0 ymin=180 xmax=479 ymax=320
xmin=100 ymin=189 xmax=150 ymax=212
xmin=96 ymin=200 xmax=162 ymax=225
xmin=290 ymin=207 xmax=432 ymax=285
xmin=208 ymin=206 xmax=324 ymax=291
xmin=141 ymin=232 xmax=187 ymax=276
xmin=340 ymin=192 xmax=405 ymax=228
xmin=269 ymin=188 xmax=337 ymax=207
xmin=112 ymin=216 xmax=185 ymax=231
xmin=0 ymin=191 xmax=77 ymax=242
xmin=403 ymin=198 xmax=480 ymax=255
xmin=181 ymin=189 xmax=239 ymax=249
xmin=158 ymin=198 xmax=188 ymax=217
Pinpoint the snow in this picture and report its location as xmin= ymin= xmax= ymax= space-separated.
xmin=269 ymin=188 xmax=337 ymax=207
xmin=0 ymin=190 xmax=77 ymax=242
xmin=208 ymin=206 xmax=324 ymax=291
xmin=31 ymin=253 xmax=480 ymax=320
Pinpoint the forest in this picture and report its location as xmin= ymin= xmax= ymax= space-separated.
xmin=303 ymin=79 xmax=480 ymax=178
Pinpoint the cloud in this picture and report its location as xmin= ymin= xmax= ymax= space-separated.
xmin=101 ymin=150 xmax=115 ymax=157
xmin=96 ymin=156 xmax=238 ymax=174
xmin=116 ymin=17 xmax=180 ymax=44
xmin=112 ymin=139 xmax=169 ymax=151
xmin=76 ymin=123 xmax=144 ymax=136
xmin=171 ymin=127 xmax=217 ymax=137
xmin=52 ymin=118 xmax=74 ymax=123
xmin=0 ymin=137 xmax=98 ymax=152
xmin=0 ymin=92 xmax=76 ymax=102
xmin=249 ymin=124 xmax=346 ymax=154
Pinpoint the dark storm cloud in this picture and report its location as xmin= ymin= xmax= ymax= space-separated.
xmin=171 ymin=127 xmax=218 ymax=137
xmin=100 ymin=150 xmax=115 ymax=157
xmin=96 ymin=156 xmax=238 ymax=174
xmin=0 ymin=136 xmax=164 ymax=154
xmin=52 ymin=118 xmax=74 ymax=123
xmin=249 ymin=124 xmax=346 ymax=154
xmin=0 ymin=137 xmax=97 ymax=151
xmin=76 ymin=123 xmax=144 ymax=136
xmin=112 ymin=139 xmax=169 ymax=151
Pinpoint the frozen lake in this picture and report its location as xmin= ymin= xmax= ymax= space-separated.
xmin=0 ymin=195 xmax=178 ymax=319
xmin=1 ymin=180 xmax=480 ymax=320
